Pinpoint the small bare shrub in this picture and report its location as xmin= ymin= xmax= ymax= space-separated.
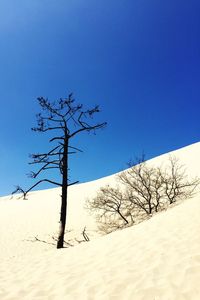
xmin=119 ymin=161 xmax=165 ymax=215
xmin=87 ymin=155 xmax=199 ymax=234
xmin=161 ymin=156 xmax=199 ymax=205
xmin=86 ymin=185 xmax=134 ymax=234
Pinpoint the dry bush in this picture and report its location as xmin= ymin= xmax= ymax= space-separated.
xmin=86 ymin=185 xmax=134 ymax=234
xmin=119 ymin=161 xmax=165 ymax=215
xmin=87 ymin=156 xmax=199 ymax=234
xmin=161 ymin=156 xmax=199 ymax=205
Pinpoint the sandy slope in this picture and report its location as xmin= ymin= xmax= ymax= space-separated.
xmin=0 ymin=142 xmax=200 ymax=299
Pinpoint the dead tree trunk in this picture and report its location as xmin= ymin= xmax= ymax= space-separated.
xmin=57 ymin=137 xmax=68 ymax=249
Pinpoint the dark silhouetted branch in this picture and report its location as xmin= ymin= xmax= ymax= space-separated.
xmin=68 ymin=181 xmax=79 ymax=186
xmin=13 ymin=179 xmax=62 ymax=199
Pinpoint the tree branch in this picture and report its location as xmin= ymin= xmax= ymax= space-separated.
xmin=69 ymin=122 xmax=107 ymax=138
xmin=68 ymin=145 xmax=83 ymax=153
xmin=49 ymin=136 xmax=65 ymax=142
xmin=29 ymin=145 xmax=63 ymax=163
xmin=32 ymin=126 xmax=65 ymax=132
xmin=13 ymin=179 xmax=62 ymax=199
xmin=68 ymin=181 xmax=79 ymax=186
xmin=28 ymin=162 xmax=60 ymax=178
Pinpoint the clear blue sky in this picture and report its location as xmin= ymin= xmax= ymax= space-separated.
xmin=0 ymin=0 xmax=200 ymax=196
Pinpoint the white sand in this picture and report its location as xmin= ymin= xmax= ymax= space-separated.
xmin=0 ymin=141 xmax=200 ymax=299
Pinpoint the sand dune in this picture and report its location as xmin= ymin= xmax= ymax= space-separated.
xmin=0 ymin=142 xmax=200 ymax=299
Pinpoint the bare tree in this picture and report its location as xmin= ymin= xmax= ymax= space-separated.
xmin=13 ymin=94 xmax=106 ymax=248
xmin=87 ymin=155 xmax=199 ymax=234
xmin=119 ymin=156 xmax=199 ymax=215
xmin=119 ymin=160 xmax=165 ymax=215
xmin=161 ymin=156 xmax=199 ymax=205
xmin=86 ymin=185 xmax=136 ymax=234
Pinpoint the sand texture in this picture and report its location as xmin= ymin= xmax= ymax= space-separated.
xmin=0 ymin=142 xmax=200 ymax=299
